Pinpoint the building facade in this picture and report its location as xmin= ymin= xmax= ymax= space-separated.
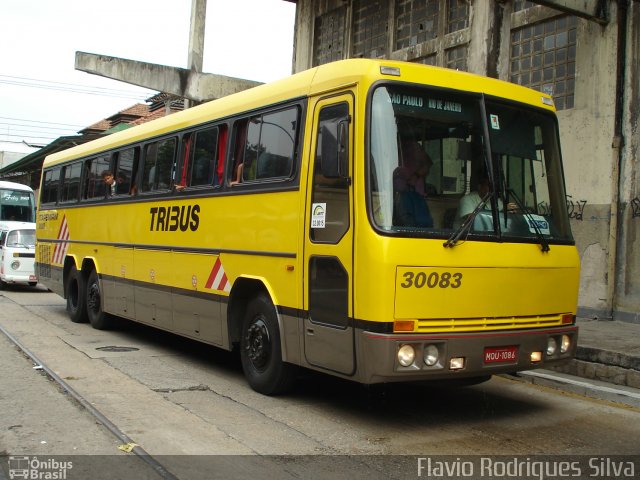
xmin=290 ymin=0 xmax=640 ymax=322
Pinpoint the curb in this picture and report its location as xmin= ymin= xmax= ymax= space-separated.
xmin=507 ymin=369 xmax=640 ymax=408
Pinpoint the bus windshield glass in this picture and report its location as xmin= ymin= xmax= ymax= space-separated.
xmin=0 ymin=189 xmax=36 ymax=223
xmin=368 ymin=85 xmax=572 ymax=243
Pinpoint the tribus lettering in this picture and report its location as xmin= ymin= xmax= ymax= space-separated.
xmin=150 ymin=205 xmax=200 ymax=232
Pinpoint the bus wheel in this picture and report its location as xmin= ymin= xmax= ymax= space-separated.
xmin=86 ymin=269 xmax=112 ymax=330
xmin=66 ymin=265 xmax=88 ymax=323
xmin=240 ymin=293 xmax=295 ymax=395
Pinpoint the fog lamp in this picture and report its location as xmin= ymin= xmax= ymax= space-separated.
xmin=397 ymin=344 xmax=416 ymax=367
xmin=11 ymin=260 xmax=20 ymax=270
xmin=546 ymin=337 xmax=557 ymax=356
xmin=530 ymin=351 xmax=543 ymax=363
xmin=560 ymin=335 xmax=571 ymax=353
xmin=423 ymin=344 xmax=439 ymax=366
xmin=450 ymin=357 xmax=465 ymax=370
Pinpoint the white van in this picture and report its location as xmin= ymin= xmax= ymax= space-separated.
xmin=0 ymin=222 xmax=38 ymax=288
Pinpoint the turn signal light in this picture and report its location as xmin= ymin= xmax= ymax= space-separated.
xmin=394 ymin=320 xmax=415 ymax=332
xmin=561 ymin=314 xmax=574 ymax=324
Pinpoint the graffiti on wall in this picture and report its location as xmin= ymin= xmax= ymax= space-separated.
xmin=531 ymin=195 xmax=640 ymax=220
xmin=536 ymin=195 xmax=587 ymax=220
xmin=566 ymin=195 xmax=587 ymax=221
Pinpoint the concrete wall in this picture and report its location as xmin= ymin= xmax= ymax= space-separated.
xmin=291 ymin=0 xmax=640 ymax=322
xmin=559 ymin=5 xmax=618 ymax=318
xmin=615 ymin=0 xmax=640 ymax=322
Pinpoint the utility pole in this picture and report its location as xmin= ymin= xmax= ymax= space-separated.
xmin=186 ymin=0 xmax=207 ymax=108
xmin=75 ymin=0 xmax=262 ymax=105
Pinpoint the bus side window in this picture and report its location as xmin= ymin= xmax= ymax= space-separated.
xmin=190 ymin=127 xmax=218 ymax=187
xmin=60 ymin=162 xmax=82 ymax=203
xmin=143 ymin=138 xmax=176 ymax=192
xmin=114 ymin=147 xmax=139 ymax=195
xmin=83 ymin=156 xmax=111 ymax=200
xmin=244 ymin=108 xmax=298 ymax=182
xmin=41 ymin=167 xmax=62 ymax=205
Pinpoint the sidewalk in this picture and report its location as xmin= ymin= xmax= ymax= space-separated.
xmin=559 ymin=317 xmax=640 ymax=388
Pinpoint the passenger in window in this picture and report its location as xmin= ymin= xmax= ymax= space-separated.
xmin=454 ymin=175 xmax=517 ymax=228
xmin=397 ymin=141 xmax=437 ymax=196
xmin=392 ymin=141 xmax=434 ymax=228
xmin=115 ymin=173 xmax=132 ymax=194
xmin=102 ymin=170 xmax=117 ymax=196
xmin=230 ymin=162 xmax=244 ymax=186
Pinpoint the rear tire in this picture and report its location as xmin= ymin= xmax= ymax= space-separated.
xmin=66 ymin=265 xmax=88 ymax=323
xmin=240 ymin=293 xmax=296 ymax=395
xmin=86 ymin=269 xmax=113 ymax=330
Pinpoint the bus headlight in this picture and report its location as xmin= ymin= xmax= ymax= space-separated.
xmin=11 ymin=260 xmax=20 ymax=270
xmin=546 ymin=337 xmax=557 ymax=356
xmin=397 ymin=344 xmax=416 ymax=367
xmin=423 ymin=344 xmax=439 ymax=366
xmin=560 ymin=335 xmax=571 ymax=353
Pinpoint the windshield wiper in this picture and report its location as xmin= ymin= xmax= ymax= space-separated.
xmin=443 ymin=191 xmax=493 ymax=248
xmin=506 ymin=188 xmax=550 ymax=252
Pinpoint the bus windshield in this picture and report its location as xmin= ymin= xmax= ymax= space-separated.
xmin=368 ymin=84 xmax=572 ymax=244
xmin=0 ymin=188 xmax=36 ymax=223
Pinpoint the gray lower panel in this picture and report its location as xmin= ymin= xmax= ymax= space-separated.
xmin=172 ymin=291 xmax=222 ymax=344
xmin=134 ymin=284 xmax=173 ymax=331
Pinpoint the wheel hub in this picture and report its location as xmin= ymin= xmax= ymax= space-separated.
xmin=245 ymin=318 xmax=271 ymax=370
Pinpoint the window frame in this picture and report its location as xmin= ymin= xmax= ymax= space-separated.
xmin=40 ymin=167 xmax=62 ymax=206
xmin=228 ymin=104 xmax=301 ymax=187
xmin=140 ymin=136 xmax=178 ymax=195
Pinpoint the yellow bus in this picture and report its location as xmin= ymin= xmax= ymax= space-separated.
xmin=36 ymin=59 xmax=579 ymax=395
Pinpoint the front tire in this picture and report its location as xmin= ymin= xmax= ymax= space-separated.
xmin=66 ymin=265 xmax=88 ymax=323
xmin=86 ymin=269 xmax=113 ymax=330
xmin=240 ymin=293 xmax=295 ymax=395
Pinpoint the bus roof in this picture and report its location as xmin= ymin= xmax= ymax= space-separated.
xmin=43 ymin=59 xmax=555 ymax=168
xmin=0 ymin=180 xmax=34 ymax=192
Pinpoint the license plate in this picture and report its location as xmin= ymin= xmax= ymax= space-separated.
xmin=484 ymin=346 xmax=518 ymax=364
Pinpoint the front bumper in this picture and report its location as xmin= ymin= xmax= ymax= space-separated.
xmin=357 ymin=326 xmax=578 ymax=384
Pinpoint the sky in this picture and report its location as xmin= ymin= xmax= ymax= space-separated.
xmin=0 ymin=0 xmax=297 ymax=148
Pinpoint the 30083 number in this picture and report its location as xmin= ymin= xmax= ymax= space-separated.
xmin=400 ymin=271 xmax=463 ymax=289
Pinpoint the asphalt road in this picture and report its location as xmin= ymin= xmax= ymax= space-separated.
xmin=0 ymin=285 xmax=639 ymax=479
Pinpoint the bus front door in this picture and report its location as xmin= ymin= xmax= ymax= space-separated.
xmin=303 ymin=94 xmax=355 ymax=376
